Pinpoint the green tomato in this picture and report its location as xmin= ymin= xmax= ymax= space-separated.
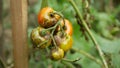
xmin=51 ymin=48 xmax=64 ymax=60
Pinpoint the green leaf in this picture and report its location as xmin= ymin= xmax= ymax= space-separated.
xmin=112 ymin=54 xmax=120 ymax=68
xmin=93 ymin=31 xmax=120 ymax=54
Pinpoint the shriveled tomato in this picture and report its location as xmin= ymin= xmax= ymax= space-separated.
xmin=30 ymin=27 xmax=51 ymax=48
xmin=56 ymin=19 xmax=73 ymax=36
xmin=54 ymin=33 xmax=73 ymax=52
xmin=38 ymin=7 xmax=60 ymax=28
xmin=51 ymin=48 xmax=64 ymax=60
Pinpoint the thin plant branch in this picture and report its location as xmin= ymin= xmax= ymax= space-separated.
xmin=68 ymin=0 xmax=108 ymax=68
xmin=61 ymin=60 xmax=76 ymax=68
xmin=50 ymin=22 xmax=60 ymax=48
xmin=62 ymin=57 xmax=81 ymax=62
xmin=72 ymin=48 xmax=102 ymax=66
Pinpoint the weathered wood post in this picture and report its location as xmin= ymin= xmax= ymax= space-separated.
xmin=10 ymin=0 xmax=28 ymax=68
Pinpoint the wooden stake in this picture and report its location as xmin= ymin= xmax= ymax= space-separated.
xmin=10 ymin=0 xmax=28 ymax=68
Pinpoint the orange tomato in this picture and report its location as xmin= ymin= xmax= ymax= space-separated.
xmin=38 ymin=7 xmax=60 ymax=28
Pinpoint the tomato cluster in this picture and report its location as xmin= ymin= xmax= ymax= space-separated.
xmin=30 ymin=7 xmax=73 ymax=61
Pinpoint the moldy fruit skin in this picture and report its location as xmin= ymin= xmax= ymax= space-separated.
xmin=51 ymin=48 xmax=64 ymax=60
xmin=38 ymin=7 xmax=60 ymax=28
xmin=30 ymin=27 xmax=51 ymax=48
xmin=59 ymin=34 xmax=73 ymax=52
xmin=54 ymin=33 xmax=73 ymax=52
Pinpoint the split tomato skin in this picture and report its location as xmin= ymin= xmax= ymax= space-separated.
xmin=64 ymin=19 xmax=73 ymax=36
xmin=61 ymin=19 xmax=73 ymax=36
xmin=38 ymin=7 xmax=60 ymax=28
xmin=51 ymin=48 xmax=64 ymax=60
xmin=30 ymin=27 xmax=51 ymax=48
xmin=56 ymin=19 xmax=73 ymax=36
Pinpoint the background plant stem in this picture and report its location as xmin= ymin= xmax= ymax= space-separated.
xmin=72 ymin=48 xmax=102 ymax=66
xmin=69 ymin=0 xmax=108 ymax=68
xmin=40 ymin=0 xmax=48 ymax=10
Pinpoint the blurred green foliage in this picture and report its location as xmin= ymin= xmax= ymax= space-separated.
xmin=28 ymin=0 xmax=120 ymax=68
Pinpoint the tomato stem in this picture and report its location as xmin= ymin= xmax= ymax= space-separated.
xmin=61 ymin=60 xmax=75 ymax=68
xmin=42 ymin=20 xmax=60 ymax=32
xmin=50 ymin=34 xmax=58 ymax=48
xmin=72 ymin=48 xmax=102 ymax=66
xmin=52 ymin=12 xmax=67 ymax=37
xmin=37 ymin=40 xmax=50 ymax=48
xmin=53 ymin=11 xmax=64 ymax=18
xmin=50 ymin=22 xmax=60 ymax=48
xmin=59 ymin=22 xmax=66 ymax=37
xmin=62 ymin=58 xmax=81 ymax=62
xmin=54 ymin=12 xmax=66 ymax=28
